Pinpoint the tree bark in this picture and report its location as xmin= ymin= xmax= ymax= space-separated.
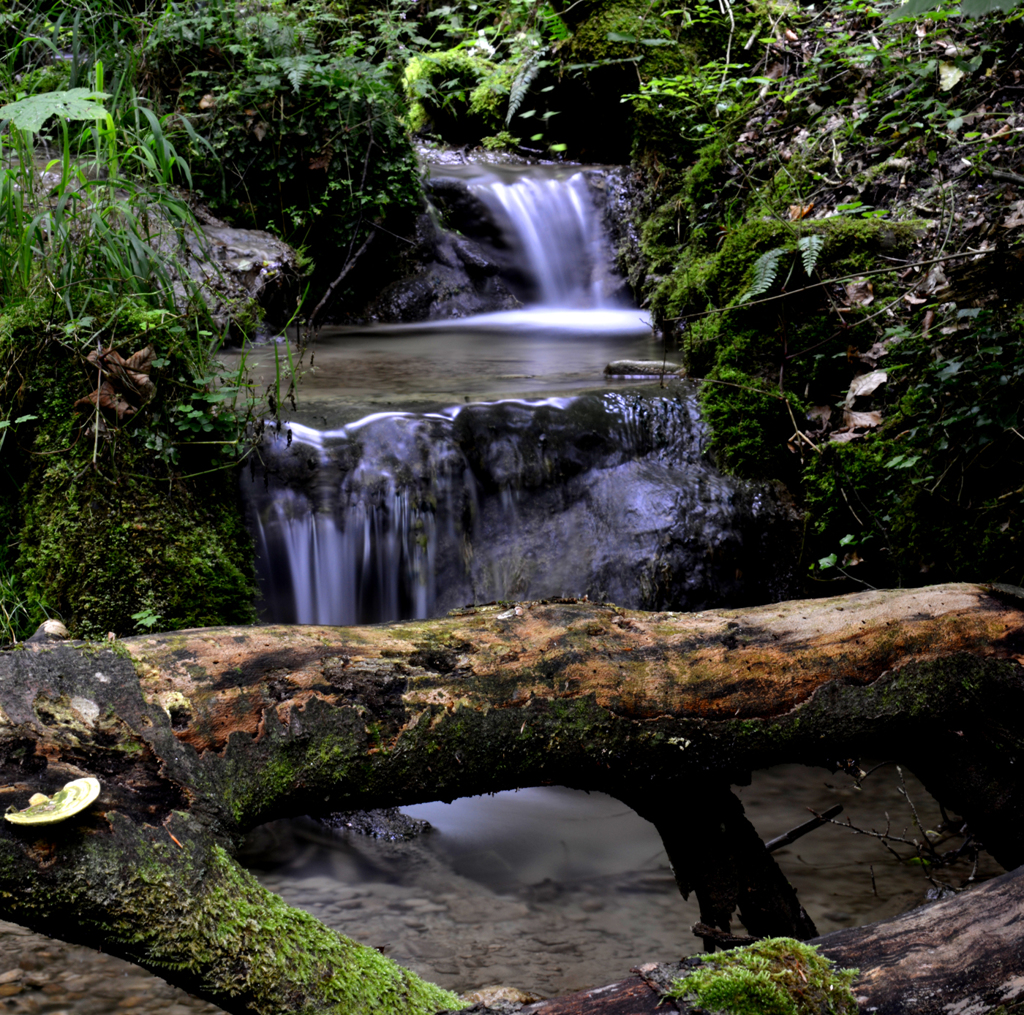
xmin=0 ymin=582 xmax=1021 ymax=1014
xmin=815 ymin=862 xmax=1024 ymax=1014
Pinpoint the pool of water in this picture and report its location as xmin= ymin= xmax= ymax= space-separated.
xmin=221 ymin=308 xmax=664 ymax=430
xmin=236 ymin=763 xmax=1002 ymax=999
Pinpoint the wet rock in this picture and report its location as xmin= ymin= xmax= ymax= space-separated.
xmin=604 ymin=360 xmax=684 ymax=376
xmin=177 ymin=205 xmax=303 ymax=336
xmin=246 ymin=385 xmax=802 ymax=625
xmin=364 ymin=211 xmax=522 ymax=322
xmin=324 ymin=807 xmax=431 ymax=841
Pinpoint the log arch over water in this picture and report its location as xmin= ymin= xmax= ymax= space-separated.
xmin=0 ymin=582 xmax=1022 ymax=1014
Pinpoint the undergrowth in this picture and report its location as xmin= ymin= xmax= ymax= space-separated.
xmin=0 ymin=8 xmax=260 ymax=640
xmin=628 ymin=0 xmax=1024 ymax=592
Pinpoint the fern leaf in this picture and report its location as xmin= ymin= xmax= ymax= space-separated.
xmin=797 ymin=234 xmax=825 ymax=277
xmin=506 ymin=48 xmax=544 ymax=126
xmin=739 ymin=247 xmax=786 ymax=303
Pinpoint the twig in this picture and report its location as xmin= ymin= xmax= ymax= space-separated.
xmin=307 ymin=229 xmax=376 ymax=327
xmin=976 ymin=163 xmax=1024 ymax=188
xmin=784 ymin=397 xmax=821 ymax=455
xmin=691 ymin=923 xmax=759 ymax=948
xmin=765 ymin=804 xmax=844 ymax=852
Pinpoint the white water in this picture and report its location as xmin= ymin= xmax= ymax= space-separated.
xmin=466 ymin=172 xmax=613 ymax=307
xmin=243 ymin=168 xmax=740 ymax=628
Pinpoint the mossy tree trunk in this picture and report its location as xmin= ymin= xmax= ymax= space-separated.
xmin=0 ymin=582 xmax=1022 ymax=1014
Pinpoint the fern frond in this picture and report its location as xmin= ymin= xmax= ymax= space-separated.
xmin=506 ymin=48 xmax=544 ymax=126
xmin=797 ymin=233 xmax=825 ymax=277
xmin=738 ymin=247 xmax=786 ymax=303
xmin=279 ymin=57 xmax=312 ymax=94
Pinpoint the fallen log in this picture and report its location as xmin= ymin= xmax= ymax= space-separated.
xmin=0 ymin=582 xmax=1020 ymax=1014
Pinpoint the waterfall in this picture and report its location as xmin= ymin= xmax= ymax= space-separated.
xmin=244 ymin=166 xmax=797 ymax=626
xmin=245 ymin=393 xmax=796 ymax=625
xmin=466 ymin=172 xmax=610 ymax=307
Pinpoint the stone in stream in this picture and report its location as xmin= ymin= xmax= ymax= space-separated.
xmin=604 ymin=359 xmax=685 ymax=376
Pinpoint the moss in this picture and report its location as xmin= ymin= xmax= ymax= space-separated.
xmin=0 ymin=304 xmax=256 ymax=639
xmin=7 ymin=810 xmax=466 ymax=1014
xmin=641 ymin=212 xmax=920 ymax=481
xmin=402 ymin=48 xmax=514 ymax=140
xmin=480 ymin=130 xmax=521 ymax=150
xmin=667 ymin=938 xmax=858 ymax=1015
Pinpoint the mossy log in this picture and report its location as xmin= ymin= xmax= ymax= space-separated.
xmin=0 ymin=582 xmax=1022 ymax=1014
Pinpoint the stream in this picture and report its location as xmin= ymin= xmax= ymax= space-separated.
xmin=0 ymin=161 xmax=1004 ymax=1012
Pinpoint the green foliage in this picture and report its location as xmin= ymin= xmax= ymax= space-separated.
xmin=143 ymin=0 xmax=422 ymax=304
xmin=804 ymin=312 xmax=1024 ymax=588
xmin=0 ymin=87 xmax=111 ymax=132
xmin=0 ymin=25 xmax=260 ymax=637
xmin=739 ymin=246 xmax=787 ymax=303
xmin=667 ymin=938 xmax=859 ymax=1015
xmin=403 ymin=46 xmax=513 ymax=135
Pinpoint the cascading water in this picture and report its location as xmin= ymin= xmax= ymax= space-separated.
xmin=463 ymin=170 xmax=612 ymax=307
xmin=246 ymin=390 xmax=796 ymax=625
xmin=243 ymin=163 xmax=797 ymax=627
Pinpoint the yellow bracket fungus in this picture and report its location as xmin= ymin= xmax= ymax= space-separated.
xmin=4 ymin=777 xmax=101 ymax=825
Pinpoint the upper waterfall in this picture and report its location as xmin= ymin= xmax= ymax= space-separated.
xmin=465 ymin=171 xmax=611 ymax=307
xmin=423 ymin=163 xmax=624 ymax=312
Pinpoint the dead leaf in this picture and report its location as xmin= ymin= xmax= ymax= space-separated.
xmin=788 ymin=202 xmax=815 ymax=220
xmin=252 ymin=121 xmax=268 ymax=142
xmin=198 ymin=94 xmax=216 ymax=110
xmin=857 ymin=342 xmax=890 ymax=367
xmin=845 ymin=369 xmax=888 ymax=406
xmin=843 ymin=409 xmax=883 ymax=429
xmin=939 ymin=61 xmax=965 ymax=92
xmin=308 ymin=153 xmax=332 ymax=171
xmin=77 ymin=345 xmax=156 ymax=422
xmin=807 ymin=405 xmax=832 ymax=426
xmin=842 ymin=551 xmax=864 ymax=567
xmin=844 ymin=279 xmax=875 ymax=307
xmin=1003 ymin=201 xmax=1024 ymax=229
xmin=829 ymin=430 xmax=865 ymax=442
xmin=903 ymin=293 xmax=927 ymax=305
xmin=785 ymin=27 xmax=799 ymax=41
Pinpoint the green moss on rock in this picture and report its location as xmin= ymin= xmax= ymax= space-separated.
xmin=402 ymin=47 xmax=514 ymax=139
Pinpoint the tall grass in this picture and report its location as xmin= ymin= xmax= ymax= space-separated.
xmin=0 ymin=3 xmax=254 ymax=638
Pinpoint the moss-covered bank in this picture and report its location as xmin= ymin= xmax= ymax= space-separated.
xmin=617 ymin=0 xmax=1024 ymax=591
xmin=0 ymin=303 xmax=256 ymax=640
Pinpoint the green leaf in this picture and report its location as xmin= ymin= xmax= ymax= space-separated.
xmin=960 ymin=0 xmax=1020 ymax=15
xmin=0 ymin=88 xmax=111 ymax=132
xmin=817 ymin=553 xmax=838 ymax=570
xmin=886 ymin=0 xmax=943 ymax=19
xmin=606 ymin=31 xmax=637 ymax=42
xmin=797 ymin=234 xmax=825 ymax=277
